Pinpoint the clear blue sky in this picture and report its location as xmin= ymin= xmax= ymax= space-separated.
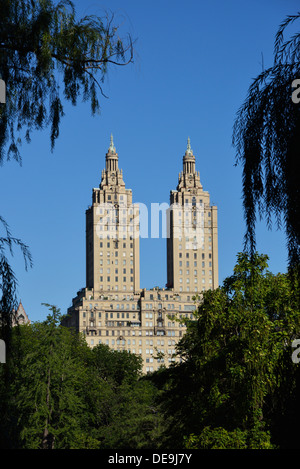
xmin=0 ymin=0 xmax=297 ymax=322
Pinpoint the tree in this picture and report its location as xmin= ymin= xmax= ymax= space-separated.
xmin=232 ymin=13 xmax=300 ymax=271
xmin=0 ymin=217 xmax=32 ymax=362
xmin=87 ymin=344 xmax=165 ymax=449
xmin=0 ymin=0 xmax=134 ymax=163
xmin=0 ymin=304 xmax=166 ymax=449
xmin=1 ymin=304 xmax=96 ymax=449
xmin=152 ymin=253 xmax=300 ymax=449
xmin=0 ymin=0 xmax=134 ymax=351
xmin=0 ymin=216 xmax=32 ymax=448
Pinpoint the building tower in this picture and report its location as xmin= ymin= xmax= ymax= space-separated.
xmin=85 ymin=135 xmax=140 ymax=293
xmin=167 ymin=138 xmax=218 ymax=293
xmin=64 ymin=136 xmax=218 ymax=373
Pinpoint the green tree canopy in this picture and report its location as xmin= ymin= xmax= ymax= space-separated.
xmin=152 ymin=252 xmax=300 ymax=449
xmin=0 ymin=304 xmax=165 ymax=449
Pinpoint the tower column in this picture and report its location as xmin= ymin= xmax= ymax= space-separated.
xmin=167 ymin=137 xmax=218 ymax=293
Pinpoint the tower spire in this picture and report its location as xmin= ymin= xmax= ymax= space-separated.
xmin=183 ymin=136 xmax=195 ymax=174
xmin=105 ymin=133 xmax=119 ymax=173
xmin=109 ymin=133 xmax=116 ymax=153
xmin=186 ymin=136 xmax=193 ymax=156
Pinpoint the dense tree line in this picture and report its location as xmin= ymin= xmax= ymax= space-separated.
xmin=1 ymin=253 xmax=299 ymax=449
xmin=0 ymin=304 xmax=163 ymax=449
xmin=150 ymin=253 xmax=300 ymax=449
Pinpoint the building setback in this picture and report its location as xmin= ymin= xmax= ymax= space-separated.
xmin=63 ymin=136 xmax=218 ymax=373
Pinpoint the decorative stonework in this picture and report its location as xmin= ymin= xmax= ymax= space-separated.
xmin=12 ymin=300 xmax=30 ymax=326
xmin=64 ymin=136 xmax=218 ymax=373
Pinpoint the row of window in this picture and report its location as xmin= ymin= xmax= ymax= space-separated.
xmin=84 ymin=310 xmax=193 ymax=321
xmin=87 ymin=323 xmax=177 ymax=332
xmin=179 ymin=253 xmax=212 ymax=266
xmin=179 ymin=245 xmax=211 ymax=257
xmin=100 ymin=268 xmax=134 ymax=274
xmin=145 ymin=360 xmax=176 ymax=372
xmin=144 ymin=305 xmax=195 ymax=315
xmin=94 ymin=291 xmax=195 ymax=301
xmin=100 ymin=241 xmax=133 ymax=249
xmin=85 ymin=329 xmax=178 ymax=337
xmin=99 ymin=218 xmax=135 ymax=224
xmin=84 ymin=310 xmax=138 ymax=318
xmin=99 ymin=276 xmax=134 ymax=283
xmin=99 ymin=204 xmax=133 ymax=212
xmin=89 ymin=293 xmax=195 ymax=302
xmin=146 ymin=294 xmax=193 ymax=301
xmin=88 ymin=337 xmax=177 ymax=353
xmin=100 ymin=251 xmax=134 ymax=257
xmin=98 ymin=225 xmax=136 ymax=232
xmin=178 ymin=269 xmax=212 ymax=275
xmin=179 ymin=278 xmax=213 ymax=284
xmin=91 ymin=338 xmax=175 ymax=346
xmin=98 ymin=234 xmax=134 ymax=240
xmin=99 ymin=259 xmax=134 ymax=266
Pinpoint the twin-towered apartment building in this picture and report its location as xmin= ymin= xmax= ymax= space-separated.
xmin=63 ymin=136 xmax=218 ymax=373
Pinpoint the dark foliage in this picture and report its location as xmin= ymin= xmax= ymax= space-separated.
xmin=233 ymin=12 xmax=300 ymax=270
xmin=0 ymin=0 xmax=134 ymax=164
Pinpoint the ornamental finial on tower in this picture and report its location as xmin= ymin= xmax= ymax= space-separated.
xmin=186 ymin=137 xmax=193 ymax=156
xmin=109 ymin=133 xmax=116 ymax=153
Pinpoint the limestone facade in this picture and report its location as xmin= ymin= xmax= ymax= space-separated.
xmin=63 ymin=136 xmax=218 ymax=373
